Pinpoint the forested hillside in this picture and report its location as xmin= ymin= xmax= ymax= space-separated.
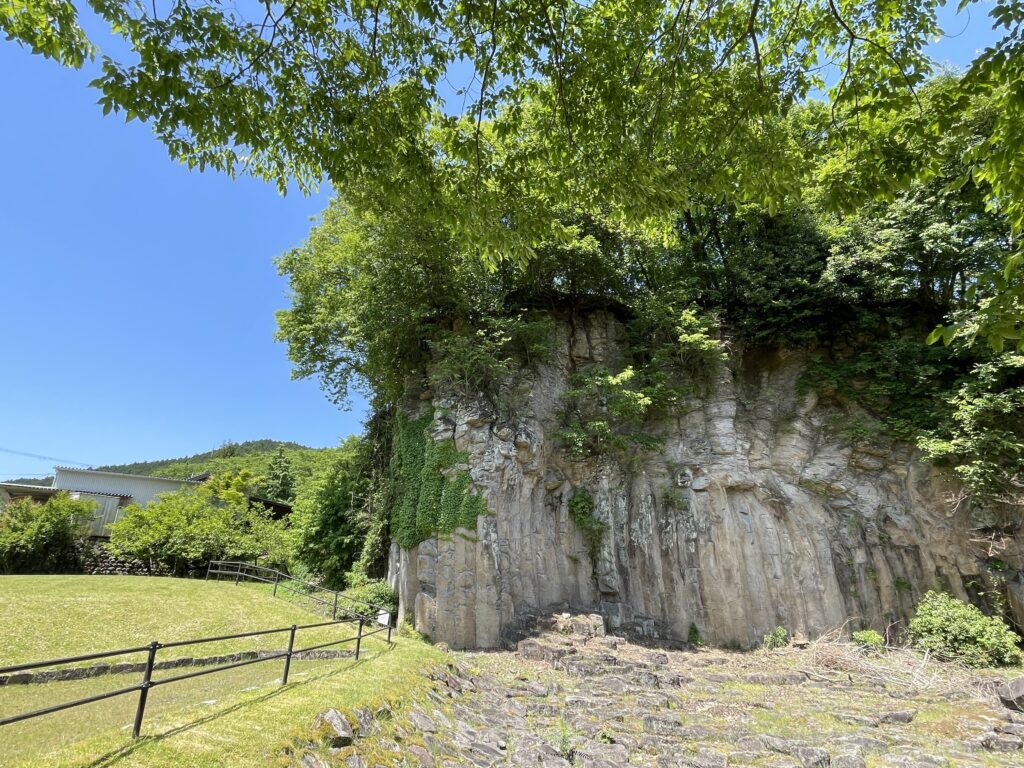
xmin=96 ymin=440 xmax=336 ymax=484
xmin=2 ymin=441 xmax=341 ymax=488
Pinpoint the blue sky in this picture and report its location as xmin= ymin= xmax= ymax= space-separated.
xmin=0 ymin=3 xmax=1000 ymax=480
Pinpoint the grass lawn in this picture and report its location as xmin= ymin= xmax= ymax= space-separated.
xmin=0 ymin=575 xmax=443 ymax=767
xmin=0 ymin=575 xmax=357 ymax=666
xmin=2 ymin=632 xmax=442 ymax=767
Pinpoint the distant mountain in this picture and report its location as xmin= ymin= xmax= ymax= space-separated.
xmin=95 ymin=440 xmax=340 ymax=485
xmin=3 ymin=476 xmax=53 ymax=486
xmin=2 ymin=440 xmax=341 ymax=488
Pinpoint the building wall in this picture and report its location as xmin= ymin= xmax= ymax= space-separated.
xmin=54 ymin=468 xmax=198 ymax=537
xmin=54 ymin=469 xmax=196 ymax=507
xmin=69 ymin=493 xmax=126 ymax=537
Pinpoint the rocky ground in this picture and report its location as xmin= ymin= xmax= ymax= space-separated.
xmin=293 ymin=615 xmax=1024 ymax=768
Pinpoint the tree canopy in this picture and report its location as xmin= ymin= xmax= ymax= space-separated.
xmin=3 ymin=4 xmax=1021 ymax=291
xmin=276 ymin=82 xmax=1023 ymax=520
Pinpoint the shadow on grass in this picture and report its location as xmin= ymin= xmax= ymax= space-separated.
xmin=77 ymin=643 xmax=395 ymax=768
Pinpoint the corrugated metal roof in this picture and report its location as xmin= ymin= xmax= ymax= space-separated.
xmin=0 ymin=482 xmax=59 ymax=494
xmin=0 ymin=483 xmax=128 ymax=499
xmin=53 ymin=468 xmax=199 ymax=505
xmin=53 ymin=467 xmax=202 ymax=484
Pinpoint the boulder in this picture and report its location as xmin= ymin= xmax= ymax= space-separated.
xmin=998 ymin=677 xmax=1024 ymax=713
xmin=315 ymin=709 xmax=354 ymax=748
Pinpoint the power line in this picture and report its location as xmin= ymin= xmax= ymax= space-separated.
xmin=0 ymin=448 xmax=92 ymax=467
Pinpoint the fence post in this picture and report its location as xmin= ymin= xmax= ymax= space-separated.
xmin=387 ymin=622 xmax=393 ymax=645
xmin=355 ymin=618 xmax=364 ymax=660
xmin=332 ymin=592 xmax=338 ymax=620
xmin=205 ymin=562 xmax=211 ymax=581
xmin=234 ymin=563 xmax=241 ymax=586
xmin=273 ymin=572 xmax=280 ymax=598
xmin=282 ymin=625 xmax=297 ymax=685
xmin=132 ymin=641 xmax=159 ymax=739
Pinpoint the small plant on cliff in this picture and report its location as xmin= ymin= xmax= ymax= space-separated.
xmin=568 ymin=490 xmax=608 ymax=567
xmin=556 ymin=366 xmax=667 ymax=458
xmin=761 ymin=626 xmax=789 ymax=650
xmin=907 ymin=591 xmax=1022 ymax=668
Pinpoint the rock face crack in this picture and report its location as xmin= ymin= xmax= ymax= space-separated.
xmin=388 ymin=312 xmax=1022 ymax=650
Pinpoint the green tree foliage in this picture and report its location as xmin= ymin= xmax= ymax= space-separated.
xmin=108 ymin=471 xmax=291 ymax=574
xmin=5 ymin=3 xmax=1022 ymax=333
xmin=676 ymin=206 xmax=835 ymax=346
xmin=263 ymin=446 xmax=296 ymax=503
xmin=907 ymin=591 xmax=1022 ymax=667
xmin=0 ymin=0 xmax=91 ymax=67
xmin=0 ymin=2 xmax=944 ymax=247
xmin=277 ymin=86 xmax=1022 ymax=525
xmin=97 ymin=439 xmax=336 ymax=488
xmin=0 ymin=492 xmax=95 ymax=574
xmin=291 ymin=436 xmax=371 ymax=590
xmin=918 ymin=354 xmax=1024 ymax=520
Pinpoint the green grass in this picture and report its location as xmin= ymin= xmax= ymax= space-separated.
xmin=0 ymin=576 xmax=444 ymax=767
xmin=2 ymin=631 xmax=442 ymax=767
xmin=0 ymin=576 xmax=355 ymax=666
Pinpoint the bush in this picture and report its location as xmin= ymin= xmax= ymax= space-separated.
xmin=342 ymin=578 xmax=398 ymax=619
xmin=761 ymin=626 xmax=789 ymax=650
xmin=688 ymin=622 xmax=701 ymax=646
xmin=907 ymin=591 xmax=1022 ymax=668
xmin=0 ymin=493 xmax=95 ymax=574
xmin=852 ymin=629 xmax=885 ymax=650
xmin=109 ymin=471 xmax=293 ymax=575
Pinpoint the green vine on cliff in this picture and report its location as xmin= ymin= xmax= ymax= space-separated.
xmin=569 ymin=490 xmax=608 ymax=568
xmin=390 ymin=414 xmax=488 ymax=549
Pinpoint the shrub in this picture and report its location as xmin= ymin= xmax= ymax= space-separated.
xmin=761 ymin=626 xmax=789 ymax=650
xmin=852 ymin=629 xmax=885 ymax=650
xmin=907 ymin=591 xmax=1022 ymax=668
xmin=109 ymin=471 xmax=293 ymax=575
xmin=341 ymin=578 xmax=398 ymax=619
xmin=688 ymin=622 xmax=701 ymax=646
xmin=0 ymin=493 xmax=95 ymax=574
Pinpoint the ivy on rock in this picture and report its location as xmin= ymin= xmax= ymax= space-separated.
xmin=390 ymin=415 xmax=487 ymax=550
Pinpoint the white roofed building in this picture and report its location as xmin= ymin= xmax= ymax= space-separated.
xmin=0 ymin=468 xmax=199 ymax=537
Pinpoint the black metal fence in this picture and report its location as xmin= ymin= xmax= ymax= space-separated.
xmin=0 ymin=611 xmax=393 ymax=739
xmin=206 ymin=560 xmax=393 ymax=625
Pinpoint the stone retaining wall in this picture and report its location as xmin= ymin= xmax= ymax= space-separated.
xmin=79 ymin=541 xmax=170 ymax=577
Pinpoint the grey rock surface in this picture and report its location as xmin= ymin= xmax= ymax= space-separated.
xmin=388 ymin=312 xmax=1022 ymax=649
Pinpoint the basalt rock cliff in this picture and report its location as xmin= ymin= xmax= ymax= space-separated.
xmin=388 ymin=311 xmax=1023 ymax=649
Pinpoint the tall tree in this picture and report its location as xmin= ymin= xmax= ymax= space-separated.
xmin=263 ymin=446 xmax=296 ymax=503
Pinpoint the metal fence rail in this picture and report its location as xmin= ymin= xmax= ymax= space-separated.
xmin=206 ymin=561 xmax=392 ymax=625
xmin=0 ymin=612 xmax=393 ymax=738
